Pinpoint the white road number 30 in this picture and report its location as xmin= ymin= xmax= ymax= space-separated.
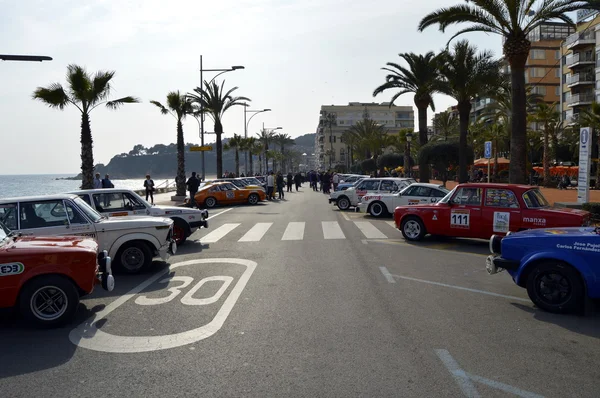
xmin=135 ymin=275 xmax=234 ymax=306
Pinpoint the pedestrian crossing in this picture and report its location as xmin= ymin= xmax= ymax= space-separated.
xmin=197 ymin=220 xmax=401 ymax=243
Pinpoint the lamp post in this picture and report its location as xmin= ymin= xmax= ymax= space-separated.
xmin=263 ymin=124 xmax=282 ymax=172
xmin=405 ymin=132 xmax=413 ymax=178
xmin=244 ymin=105 xmax=271 ymax=175
xmin=198 ymin=55 xmax=244 ymax=180
xmin=0 ymin=54 xmax=52 ymax=61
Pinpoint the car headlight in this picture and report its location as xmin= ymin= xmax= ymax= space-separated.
xmin=489 ymin=235 xmax=502 ymax=255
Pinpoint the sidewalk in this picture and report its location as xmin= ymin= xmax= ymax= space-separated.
xmin=432 ymin=180 xmax=600 ymax=205
xmin=151 ymin=191 xmax=186 ymax=206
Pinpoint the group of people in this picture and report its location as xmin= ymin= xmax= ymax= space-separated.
xmin=306 ymin=170 xmax=341 ymax=194
xmin=264 ymin=171 xmax=303 ymax=200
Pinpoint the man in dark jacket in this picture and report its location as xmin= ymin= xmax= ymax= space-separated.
xmin=294 ymin=172 xmax=302 ymax=191
xmin=286 ymin=172 xmax=293 ymax=192
xmin=186 ymin=172 xmax=201 ymax=208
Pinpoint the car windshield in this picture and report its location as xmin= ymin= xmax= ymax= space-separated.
xmin=0 ymin=220 xmax=9 ymax=244
xmin=523 ymin=189 xmax=550 ymax=208
xmin=129 ymin=190 xmax=152 ymax=207
xmin=438 ymin=187 xmax=458 ymax=204
xmin=74 ymin=197 xmax=103 ymax=222
xmin=352 ymin=179 xmax=365 ymax=187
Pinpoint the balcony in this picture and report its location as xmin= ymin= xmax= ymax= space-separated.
xmin=566 ymin=52 xmax=595 ymax=68
xmin=566 ymin=31 xmax=595 ymax=49
xmin=567 ymin=93 xmax=594 ymax=107
xmin=567 ymin=73 xmax=595 ymax=87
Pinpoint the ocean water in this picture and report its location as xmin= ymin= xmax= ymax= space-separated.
xmin=0 ymin=174 xmax=177 ymax=199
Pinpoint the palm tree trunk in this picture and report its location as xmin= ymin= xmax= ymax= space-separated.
xmin=416 ymin=104 xmax=430 ymax=182
xmin=543 ymin=127 xmax=551 ymax=187
xmin=509 ymin=61 xmax=528 ymax=184
xmin=234 ymin=149 xmax=240 ymax=177
xmin=215 ymin=119 xmax=224 ymax=178
xmin=80 ymin=112 xmax=94 ymax=189
xmin=176 ymin=119 xmax=186 ymax=196
xmin=457 ymin=101 xmax=471 ymax=183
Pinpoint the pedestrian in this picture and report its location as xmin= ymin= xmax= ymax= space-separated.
xmin=294 ymin=172 xmax=301 ymax=191
xmin=276 ymin=172 xmax=285 ymax=199
xmin=332 ymin=172 xmax=339 ymax=191
xmin=266 ymin=171 xmax=275 ymax=200
xmin=93 ymin=173 xmax=102 ymax=189
xmin=186 ymin=172 xmax=201 ymax=208
xmin=287 ymin=172 xmax=293 ymax=192
xmin=101 ymin=174 xmax=114 ymax=207
xmin=144 ymin=174 xmax=155 ymax=204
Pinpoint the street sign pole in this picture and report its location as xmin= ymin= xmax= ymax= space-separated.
xmin=577 ymin=127 xmax=592 ymax=204
xmin=484 ymin=141 xmax=492 ymax=183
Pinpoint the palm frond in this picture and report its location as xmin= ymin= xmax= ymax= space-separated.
xmin=150 ymin=100 xmax=170 ymax=115
xmin=32 ymin=83 xmax=71 ymax=110
xmin=91 ymin=70 xmax=115 ymax=103
xmin=66 ymin=64 xmax=92 ymax=103
xmin=106 ymin=96 xmax=140 ymax=110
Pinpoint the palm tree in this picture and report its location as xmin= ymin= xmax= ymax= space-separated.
xmin=188 ymin=80 xmax=250 ymax=178
xmin=432 ymin=111 xmax=458 ymax=141
xmin=273 ymin=133 xmax=295 ymax=172
xmin=438 ymin=40 xmax=501 ymax=183
xmin=243 ymin=137 xmax=258 ymax=175
xmin=150 ymin=91 xmax=194 ymax=196
xmin=472 ymin=120 xmax=509 ymax=181
xmin=578 ymin=102 xmax=600 ymax=189
xmin=373 ymin=51 xmax=444 ymax=182
xmin=251 ymin=140 xmax=264 ymax=175
xmin=348 ymin=118 xmax=391 ymax=175
xmin=224 ymin=134 xmax=244 ymax=177
xmin=32 ymin=64 xmax=140 ymax=189
xmin=257 ymin=128 xmax=275 ymax=173
xmin=530 ymin=102 xmax=561 ymax=186
xmin=418 ymin=0 xmax=583 ymax=184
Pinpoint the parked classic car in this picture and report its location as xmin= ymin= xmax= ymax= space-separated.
xmin=0 ymin=221 xmax=114 ymax=327
xmin=394 ymin=183 xmax=591 ymax=241
xmin=329 ymin=177 xmax=416 ymax=210
xmin=357 ymin=183 xmax=450 ymax=217
xmin=0 ymin=194 xmax=176 ymax=274
xmin=193 ymin=181 xmax=267 ymax=208
xmin=486 ymin=226 xmax=600 ymax=314
xmin=69 ymin=188 xmax=208 ymax=245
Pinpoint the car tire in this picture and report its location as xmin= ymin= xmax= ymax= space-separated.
xmin=248 ymin=193 xmax=259 ymax=205
xmin=401 ymin=217 xmax=426 ymax=241
xmin=526 ymin=261 xmax=584 ymax=314
xmin=337 ymin=196 xmax=350 ymax=211
xmin=172 ymin=219 xmax=189 ymax=245
xmin=19 ymin=275 xmax=79 ymax=328
xmin=368 ymin=201 xmax=387 ymax=218
xmin=116 ymin=241 xmax=153 ymax=274
xmin=205 ymin=197 xmax=217 ymax=208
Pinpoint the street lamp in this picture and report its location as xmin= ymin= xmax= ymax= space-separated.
xmin=1 ymin=54 xmax=52 ymax=62
xmin=405 ymin=132 xmax=413 ymax=178
xmin=198 ymin=55 xmax=244 ymax=180
xmin=244 ymin=105 xmax=271 ymax=175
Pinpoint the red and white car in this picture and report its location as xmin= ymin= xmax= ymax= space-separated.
xmin=394 ymin=183 xmax=591 ymax=241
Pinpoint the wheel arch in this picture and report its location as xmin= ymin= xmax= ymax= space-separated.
xmin=108 ymin=234 xmax=161 ymax=259
xmin=517 ymin=253 xmax=590 ymax=295
xmin=171 ymin=217 xmax=192 ymax=236
xmin=17 ymin=273 xmax=83 ymax=306
xmin=367 ymin=200 xmax=389 ymax=215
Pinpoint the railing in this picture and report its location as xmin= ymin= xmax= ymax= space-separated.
xmin=566 ymin=31 xmax=595 ymax=46
xmin=566 ymin=52 xmax=595 ymax=66
xmin=568 ymin=93 xmax=594 ymax=105
xmin=566 ymin=73 xmax=595 ymax=84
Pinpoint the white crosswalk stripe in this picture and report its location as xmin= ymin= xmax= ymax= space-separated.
xmin=322 ymin=221 xmax=346 ymax=239
xmin=386 ymin=221 xmax=396 ymax=228
xmin=238 ymin=222 xmax=273 ymax=242
xmin=281 ymin=222 xmax=305 ymax=241
xmin=354 ymin=221 xmax=388 ymax=239
xmin=201 ymin=223 xmax=240 ymax=243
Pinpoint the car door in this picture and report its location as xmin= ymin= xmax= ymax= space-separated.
xmin=379 ymin=180 xmax=396 ymax=194
xmin=355 ymin=179 xmax=381 ymax=201
xmin=124 ymin=192 xmax=150 ymax=215
xmin=444 ymin=187 xmax=483 ymax=238
xmin=404 ymin=186 xmax=434 ymax=205
xmin=18 ymin=200 xmax=73 ymax=237
xmin=481 ymin=188 xmax=521 ymax=237
xmin=63 ymin=199 xmax=97 ymax=238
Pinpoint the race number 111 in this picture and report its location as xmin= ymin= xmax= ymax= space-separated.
xmin=450 ymin=210 xmax=470 ymax=228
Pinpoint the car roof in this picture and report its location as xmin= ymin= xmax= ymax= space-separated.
xmin=0 ymin=193 xmax=80 ymax=203
xmin=456 ymin=183 xmax=534 ymax=190
xmin=68 ymin=188 xmax=137 ymax=195
xmin=409 ymin=183 xmax=447 ymax=189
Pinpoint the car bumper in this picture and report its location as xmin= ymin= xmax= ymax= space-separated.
xmin=486 ymin=255 xmax=520 ymax=275
xmin=159 ymin=239 xmax=177 ymax=261
xmin=96 ymin=251 xmax=115 ymax=292
xmin=329 ymin=198 xmax=338 ymax=204
xmin=189 ymin=219 xmax=209 ymax=229
xmin=356 ymin=203 xmax=367 ymax=212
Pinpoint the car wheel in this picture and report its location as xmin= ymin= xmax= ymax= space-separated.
xmin=172 ymin=219 xmax=189 ymax=245
xmin=116 ymin=242 xmax=153 ymax=274
xmin=337 ymin=197 xmax=350 ymax=211
xmin=248 ymin=193 xmax=259 ymax=205
xmin=526 ymin=261 xmax=584 ymax=314
xmin=401 ymin=217 xmax=426 ymax=241
xmin=205 ymin=197 xmax=217 ymax=208
xmin=19 ymin=275 xmax=79 ymax=328
xmin=369 ymin=201 xmax=387 ymax=218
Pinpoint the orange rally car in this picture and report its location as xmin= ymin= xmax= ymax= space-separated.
xmin=194 ymin=181 xmax=266 ymax=208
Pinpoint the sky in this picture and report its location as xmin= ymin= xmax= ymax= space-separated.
xmin=0 ymin=0 xmax=503 ymax=175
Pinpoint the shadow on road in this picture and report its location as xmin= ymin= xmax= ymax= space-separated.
xmin=511 ymin=302 xmax=600 ymax=339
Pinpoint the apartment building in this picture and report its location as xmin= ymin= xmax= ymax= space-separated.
xmin=314 ymin=102 xmax=414 ymax=169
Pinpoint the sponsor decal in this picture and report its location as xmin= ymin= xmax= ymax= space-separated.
xmin=432 ymin=215 xmax=438 ymax=221
xmin=188 ymin=215 xmax=196 ymax=220
xmin=545 ymin=229 xmax=568 ymax=235
xmin=408 ymin=199 xmax=420 ymax=205
xmin=75 ymin=233 xmax=97 ymax=238
xmin=523 ymin=217 xmax=546 ymax=225
xmin=165 ymin=210 xmax=183 ymax=215
xmin=0 ymin=262 xmax=25 ymax=276
xmin=226 ymin=191 xmax=235 ymax=199
xmin=110 ymin=212 xmax=129 ymax=217
xmin=364 ymin=195 xmax=382 ymax=202
xmin=134 ymin=210 xmax=146 ymax=215
xmin=556 ymin=242 xmax=600 ymax=253
xmin=450 ymin=209 xmax=470 ymax=229
xmin=493 ymin=212 xmax=510 ymax=233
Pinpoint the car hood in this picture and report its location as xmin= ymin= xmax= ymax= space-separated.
xmin=98 ymin=216 xmax=173 ymax=229
xmin=4 ymin=235 xmax=99 ymax=253
xmin=151 ymin=205 xmax=204 ymax=215
xmin=506 ymin=227 xmax=598 ymax=239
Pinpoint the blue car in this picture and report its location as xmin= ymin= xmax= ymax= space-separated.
xmin=487 ymin=227 xmax=600 ymax=314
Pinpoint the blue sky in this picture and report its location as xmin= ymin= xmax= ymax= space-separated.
xmin=0 ymin=0 xmax=502 ymax=174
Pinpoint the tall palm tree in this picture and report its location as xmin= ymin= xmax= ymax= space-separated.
xmin=257 ymin=128 xmax=275 ymax=173
xmin=224 ymin=134 xmax=244 ymax=177
xmin=251 ymin=140 xmax=264 ymax=175
xmin=432 ymin=111 xmax=459 ymax=141
xmin=188 ymin=80 xmax=250 ymax=178
xmin=373 ymin=51 xmax=444 ymax=182
xmin=530 ymin=102 xmax=560 ymax=186
xmin=150 ymin=91 xmax=194 ymax=196
xmin=273 ymin=133 xmax=295 ymax=172
xmin=438 ymin=40 xmax=501 ymax=183
xmin=418 ymin=0 xmax=583 ymax=184
xmin=578 ymin=102 xmax=600 ymax=189
xmin=348 ymin=118 xmax=391 ymax=175
xmin=32 ymin=64 xmax=140 ymax=189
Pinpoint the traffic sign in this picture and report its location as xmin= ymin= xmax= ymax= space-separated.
xmin=484 ymin=141 xmax=492 ymax=159
xmin=190 ymin=146 xmax=212 ymax=152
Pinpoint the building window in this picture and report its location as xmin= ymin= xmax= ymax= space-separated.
xmin=530 ymin=68 xmax=546 ymax=78
xmin=555 ymin=50 xmax=561 ymax=60
xmin=555 ymin=86 xmax=561 ymax=96
xmin=555 ymin=68 xmax=560 ymax=78
xmin=532 ymin=86 xmax=547 ymax=95
xmin=530 ymin=49 xmax=546 ymax=59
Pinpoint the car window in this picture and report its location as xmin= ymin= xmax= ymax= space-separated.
xmin=452 ymin=187 xmax=482 ymax=205
xmin=20 ymin=200 xmax=67 ymax=228
xmin=124 ymin=193 xmax=147 ymax=210
xmin=225 ymin=183 xmax=238 ymax=190
xmin=411 ymin=186 xmax=432 ymax=197
xmin=357 ymin=180 xmax=380 ymax=191
xmin=485 ymin=188 xmax=519 ymax=208
xmin=93 ymin=192 xmax=134 ymax=212
xmin=0 ymin=203 xmax=18 ymax=230
xmin=380 ymin=180 xmax=395 ymax=191
xmin=78 ymin=194 xmax=92 ymax=206
xmin=64 ymin=200 xmax=89 ymax=224
xmin=432 ymin=188 xmax=449 ymax=198
xmin=402 ymin=186 xmax=416 ymax=196
xmin=74 ymin=197 xmax=102 ymax=222
xmin=208 ymin=185 xmax=220 ymax=192
xmin=522 ymin=189 xmax=550 ymax=208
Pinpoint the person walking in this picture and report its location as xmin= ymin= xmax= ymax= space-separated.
xmin=332 ymin=172 xmax=339 ymax=192
xmin=186 ymin=172 xmax=201 ymax=208
xmin=266 ymin=171 xmax=275 ymax=200
xmin=294 ymin=172 xmax=301 ymax=191
xmin=276 ymin=172 xmax=285 ymax=199
xmin=286 ymin=172 xmax=293 ymax=192
xmin=144 ymin=174 xmax=155 ymax=204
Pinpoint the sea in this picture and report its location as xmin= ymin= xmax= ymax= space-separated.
xmin=0 ymin=174 xmax=177 ymax=199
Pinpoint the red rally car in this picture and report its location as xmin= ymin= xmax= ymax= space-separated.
xmin=394 ymin=183 xmax=591 ymax=241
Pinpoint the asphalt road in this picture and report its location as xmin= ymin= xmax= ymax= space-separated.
xmin=1 ymin=185 xmax=600 ymax=397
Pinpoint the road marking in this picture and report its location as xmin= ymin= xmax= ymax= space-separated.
xmin=281 ymin=222 xmax=305 ymax=240
xmin=390 ymin=274 xmax=530 ymax=302
xmin=355 ymin=221 xmax=387 ymax=239
xmin=69 ymin=258 xmax=257 ymax=353
xmin=435 ymin=349 xmax=545 ymax=398
xmin=340 ymin=211 xmax=351 ymax=221
xmin=322 ymin=221 xmax=345 ymax=239
xmin=238 ymin=222 xmax=272 ymax=242
xmin=201 ymin=223 xmax=240 ymax=243
xmin=206 ymin=208 xmax=233 ymax=220
xmin=379 ymin=266 xmax=396 ymax=283
xmin=385 ymin=221 xmax=396 ymax=228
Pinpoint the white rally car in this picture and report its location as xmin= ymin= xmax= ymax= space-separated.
xmin=329 ymin=177 xmax=415 ymax=210
xmin=0 ymin=194 xmax=176 ymax=274
xmin=69 ymin=188 xmax=208 ymax=245
xmin=357 ymin=183 xmax=450 ymax=217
